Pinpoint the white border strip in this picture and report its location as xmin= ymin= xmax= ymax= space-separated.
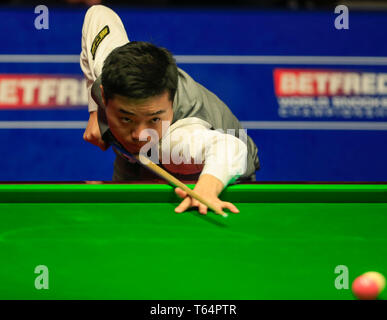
xmin=0 ymin=121 xmax=386 ymax=130
xmin=1 ymin=55 xmax=387 ymax=65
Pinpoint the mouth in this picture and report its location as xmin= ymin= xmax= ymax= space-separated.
xmin=125 ymin=142 xmax=148 ymax=153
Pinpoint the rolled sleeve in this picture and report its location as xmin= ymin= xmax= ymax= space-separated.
xmin=200 ymin=131 xmax=248 ymax=187
xmin=162 ymin=118 xmax=248 ymax=187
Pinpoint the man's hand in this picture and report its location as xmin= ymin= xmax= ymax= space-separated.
xmin=174 ymin=174 xmax=240 ymax=215
xmin=83 ymin=111 xmax=108 ymax=151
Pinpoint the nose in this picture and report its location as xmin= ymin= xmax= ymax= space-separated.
xmin=130 ymin=124 xmax=149 ymax=142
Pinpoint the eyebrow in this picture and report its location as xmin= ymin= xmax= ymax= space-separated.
xmin=119 ymin=109 xmax=166 ymax=116
xmin=146 ymin=110 xmax=166 ymax=116
xmin=119 ymin=109 xmax=135 ymax=115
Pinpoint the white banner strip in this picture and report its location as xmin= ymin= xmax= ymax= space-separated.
xmin=176 ymin=55 xmax=387 ymax=65
xmin=0 ymin=121 xmax=88 ymax=129
xmin=241 ymin=121 xmax=387 ymax=130
xmin=0 ymin=121 xmax=386 ymax=130
xmin=1 ymin=55 xmax=387 ymax=65
xmin=0 ymin=55 xmax=80 ymax=63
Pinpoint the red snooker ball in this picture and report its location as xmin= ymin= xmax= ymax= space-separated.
xmin=352 ymin=275 xmax=380 ymax=300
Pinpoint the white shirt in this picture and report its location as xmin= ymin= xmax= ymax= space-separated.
xmin=80 ymin=5 xmax=248 ymax=187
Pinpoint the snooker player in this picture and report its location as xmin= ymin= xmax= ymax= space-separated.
xmin=80 ymin=5 xmax=260 ymax=215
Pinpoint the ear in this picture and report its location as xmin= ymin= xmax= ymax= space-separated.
xmin=100 ymin=85 xmax=107 ymax=107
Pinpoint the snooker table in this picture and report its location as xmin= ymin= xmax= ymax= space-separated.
xmin=0 ymin=182 xmax=386 ymax=300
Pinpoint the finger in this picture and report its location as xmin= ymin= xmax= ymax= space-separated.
xmin=223 ymin=201 xmax=240 ymax=214
xmin=98 ymin=140 xmax=109 ymax=151
xmin=83 ymin=133 xmax=95 ymax=143
xmin=175 ymin=197 xmax=192 ymax=213
xmin=191 ymin=198 xmax=201 ymax=208
xmin=83 ymin=132 xmax=89 ymax=141
xmin=84 ymin=135 xmax=107 ymax=150
xmin=198 ymin=203 xmax=208 ymax=215
xmin=174 ymin=187 xmax=188 ymax=199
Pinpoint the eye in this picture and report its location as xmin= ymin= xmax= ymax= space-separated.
xmin=121 ymin=117 xmax=132 ymax=123
xmin=151 ymin=117 xmax=160 ymax=123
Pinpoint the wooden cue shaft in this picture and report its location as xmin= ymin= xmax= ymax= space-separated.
xmin=136 ymin=154 xmax=228 ymax=217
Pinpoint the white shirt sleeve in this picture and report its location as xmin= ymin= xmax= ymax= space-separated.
xmin=80 ymin=5 xmax=129 ymax=113
xmin=160 ymin=118 xmax=248 ymax=188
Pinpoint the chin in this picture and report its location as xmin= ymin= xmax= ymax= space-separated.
xmin=126 ymin=147 xmax=140 ymax=154
xmin=122 ymin=143 xmax=142 ymax=154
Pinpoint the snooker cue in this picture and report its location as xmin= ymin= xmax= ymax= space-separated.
xmin=136 ymin=154 xmax=228 ymax=218
xmin=105 ymin=132 xmax=228 ymax=217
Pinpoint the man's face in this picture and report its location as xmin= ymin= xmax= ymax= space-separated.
xmin=103 ymin=88 xmax=173 ymax=154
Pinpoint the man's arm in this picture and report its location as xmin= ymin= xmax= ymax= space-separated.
xmin=174 ymin=173 xmax=240 ymax=215
xmin=83 ymin=111 xmax=108 ymax=151
xmin=160 ymin=119 xmax=247 ymax=214
xmin=79 ymin=5 xmax=129 ymax=150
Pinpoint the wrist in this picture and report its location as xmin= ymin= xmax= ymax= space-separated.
xmin=197 ymin=174 xmax=224 ymax=197
xmin=89 ymin=111 xmax=97 ymax=119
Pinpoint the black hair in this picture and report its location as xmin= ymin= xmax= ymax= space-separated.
xmin=101 ymin=41 xmax=178 ymax=104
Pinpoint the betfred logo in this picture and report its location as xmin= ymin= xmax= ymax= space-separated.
xmin=0 ymin=74 xmax=88 ymax=109
xmin=274 ymin=69 xmax=387 ymax=96
xmin=273 ymin=68 xmax=387 ymax=119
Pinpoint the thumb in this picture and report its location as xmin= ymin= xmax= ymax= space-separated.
xmin=175 ymin=187 xmax=188 ymax=199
